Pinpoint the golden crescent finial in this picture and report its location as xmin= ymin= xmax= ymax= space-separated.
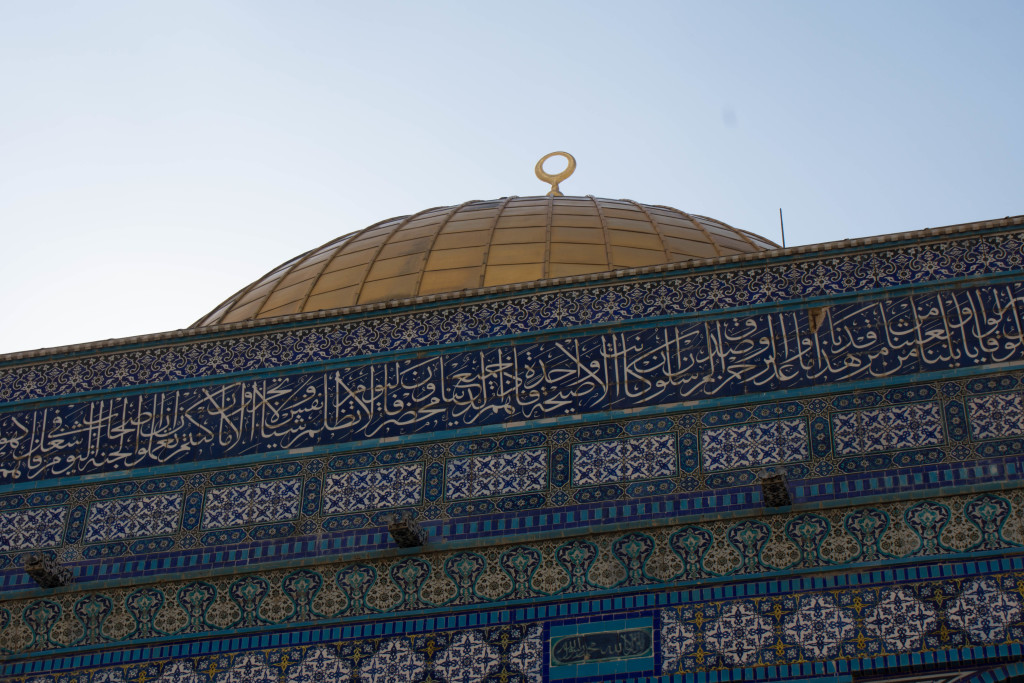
xmin=535 ymin=151 xmax=576 ymax=197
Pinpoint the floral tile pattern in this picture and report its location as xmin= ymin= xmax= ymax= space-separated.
xmin=572 ymin=434 xmax=676 ymax=486
xmin=322 ymin=465 xmax=422 ymax=514
xmin=833 ymin=402 xmax=944 ymax=455
xmin=85 ymin=494 xmax=183 ymax=542
xmin=0 ymin=507 xmax=66 ymax=552
xmin=700 ymin=418 xmax=808 ymax=471
xmin=202 ymin=479 xmax=301 ymax=529
xmin=445 ymin=449 xmax=547 ymax=501
xmin=946 ymin=577 xmax=1022 ymax=643
xmin=967 ymin=392 xmax=1024 ymax=440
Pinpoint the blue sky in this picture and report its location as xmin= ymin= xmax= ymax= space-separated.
xmin=1 ymin=1 xmax=1021 ymax=353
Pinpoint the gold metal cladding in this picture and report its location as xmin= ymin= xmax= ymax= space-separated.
xmin=193 ymin=197 xmax=779 ymax=327
xmin=535 ymin=151 xmax=576 ymax=197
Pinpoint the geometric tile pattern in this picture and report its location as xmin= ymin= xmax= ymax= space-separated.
xmin=701 ymin=419 xmax=808 ymax=471
xmin=946 ymin=577 xmax=1022 ymax=643
xmin=202 ymin=479 xmax=301 ymax=530
xmin=572 ymin=434 xmax=676 ymax=486
xmin=445 ymin=449 xmax=547 ymax=501
xmin=864 ymin=586 xmax=938 ymax=651
xmin=431 ymin=631 xmax=501 ymax=683
xmin=6 ymin=624 xmax=543 ymax=683
xmin=323 ymin=465 xmax=422 ymax=514
xmin=656 ymin=569 xmax=1023 ymax=674
xmin=967 ymin=392 xmax=1024 ymax=440
xmin=0 ymin=507 xmax=66 ymax=552
xmin=85 ymin=494 xmax=183 ymax=543
xmin=10 ymin=562 xmax=1021 ymax=680
xmin=782 ymin=593 xmax=856 ymax=659
xmin=833 ymin=402 xmax=944 ymax=455
xmin=703 ymin=602 xmax=775 ymax=665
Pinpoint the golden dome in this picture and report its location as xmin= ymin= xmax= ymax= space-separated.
xmin=194 ymin=196 xmax=778 ymax=327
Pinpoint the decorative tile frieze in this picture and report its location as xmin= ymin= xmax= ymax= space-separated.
xmin=4 ymin=282 xmax=1023 ymax=483
xmin=968 ymin=391 xmax=1024 ymax=440
xmin=3 ymin=623 xmax=542 ymax=683
xmin=323 ymin=464 xmax=422 ymax=514
xmin=660 ymin=567 xmax=1024 ymax=673
xmin=5 ymin=371 xmax=1024 ymax=573
xmin=2 ymin=229 xmax=1022 ymax=407
xmin=5 ymin=488 xmax=1017 ymax=659
xmin=85 ymin=494 xmax=183 ymax=542
xmin=832 ymin=402 xmax=944 ymax=455
xmin=0 ymin=507 xmax=66 ymax=552
xmin=445 ymin=449 xmax=547 ymax=501
xmin=202 ymin=479 xmax=301 ymax=530
xmin=5 ymin=560 xmax=1024 ymax=681
xmin=700 ymin=418 xmax=808 ymax=471
xmin=572 ymin=434 xmax=676 ymax=486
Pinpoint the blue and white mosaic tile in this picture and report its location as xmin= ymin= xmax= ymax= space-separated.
xmin=701 ymin=419 xmax=808 ymax=471
xmin=13 ymin=623 xmax=545 ymax=683
xmin=946 ymin=577 xmax=1022 ymax=642
xmin=202 ymin=479 xmax=301 ymax=530
xmin=968 ymin=392 xmax=1024 ymax=440
xmin=323 ymin=464 xmax=422 ymax=513
xmin=7 ymin=282 xmax=1024 ymax=484
xmin=572 ymin=434 xmax=675 ymax=486
xmin=0 ymin=507 xmax=66 ymax=552
xmin=833 ymin=402 xmax=944 ymax=455
xmin=85 ymin=494 xmax=183 ymax=543
xmin=445 ymin=449 xmax=547 ymax=501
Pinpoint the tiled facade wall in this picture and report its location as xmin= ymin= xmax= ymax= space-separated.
xmin=2 ymin=372 xmax=1023 ymax=585
xmin=4 ymin=559 xmax=1024 ymax=682
xmin=3 ymin=222 xmax=1024 ymax=682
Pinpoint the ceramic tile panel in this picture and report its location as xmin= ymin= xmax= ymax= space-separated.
xmin=323 ymin=464 xmax=422 ymax=513
xmin=700 ymin=418 xmax=808 ymax=471
xmin=85 ymin=494 xmax=183 ymax=542
xmin=967 ymin=391 xmax=1024 ymax=440
xmin=0 ymin=507 xmax=65 ymax=552
xmin=5 ymin=371 xmax=1024 ymax=575
xmin=832 ymin=402 xmax=944 ymax=455
xmin=445 ymin=448 xmax=547 ymax=501
xmin=5 ymin=560 xmax=1024 ymax=682
xmin=202 ymin=479 xmax=301 ymax=529
xmin=572 ymin=434 xmax=675 ymax=486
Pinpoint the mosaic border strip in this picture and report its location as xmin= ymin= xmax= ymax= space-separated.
xmin=2 ymin=370 xmax=1024 ymax=585
xmin=4 ymin=280 xmax=1024 ymax=484
xmin=2 ymin=488 xmax=1023 ymax=659
xmin=4 ymin=557 xmax=1024 ymax=682
xmin=1 ymin=228 xmax=1021 ymax=405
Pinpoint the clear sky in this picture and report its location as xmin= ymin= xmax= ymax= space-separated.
xmin=1 ymin=1 xmax=1021 ymax=354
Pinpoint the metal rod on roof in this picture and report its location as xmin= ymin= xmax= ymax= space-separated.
xmin=779 ymin=208 xmax=786 ymax=248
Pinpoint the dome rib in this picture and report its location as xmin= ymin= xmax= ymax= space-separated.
xmin=351 ymin=205 xmax=439 ymax=306
xmin=587 ymin=195 xmax=614 ymax=271
xmin=662 ymin=204 xmax=724 ymax=259
xmin=478 ymin=196 xmax=517 ymax=288
xmin=541 ymin=195 xmax=554 ymax=280
xmin=194 ymin=196 xmax=779 ymax=327
xmin=623 ymin=198 xmax=674 ymax=264
xmin=293 ymin=219 xmax=386 ymax=315
xmin=412 ymin=200 xmax=477 ymax=296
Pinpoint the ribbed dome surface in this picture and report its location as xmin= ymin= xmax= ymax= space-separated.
xmin=194 ymin=196 xmax=778 ymax=327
